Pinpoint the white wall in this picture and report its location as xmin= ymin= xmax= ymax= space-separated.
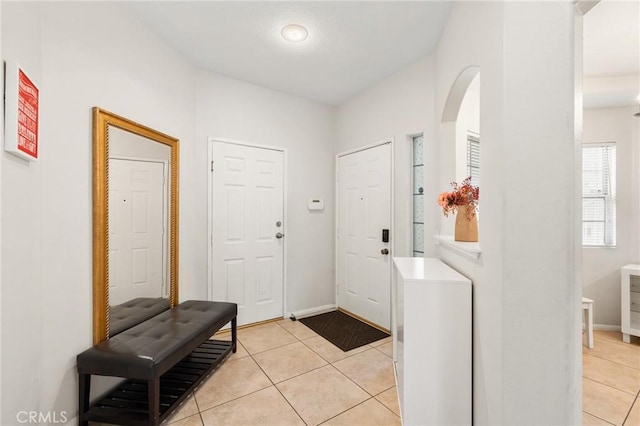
xmin=0 ymin=1 xmax=4 ymax=422
xmin=583 ymin=106 xmax=640 ymax=326
xmin=434 ymin=4 xmax=504 ymax=423
xmin=195 ymin=71 xmax=336 ymax=315
xmin=335 ymin=56 xmax=436 ymax=258
xmin=435 ymin=2 xmax=581 ymax=424
xmin=1 ymin=2 xmax=196 ymax=423
xmin=0 ymin=2 xmax=588 ymax=425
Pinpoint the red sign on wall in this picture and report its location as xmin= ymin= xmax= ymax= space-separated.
xmin=4 ymin=61 xmax=40 ymax=161
xmin=17 ymin=69 xmax=39 ymax=158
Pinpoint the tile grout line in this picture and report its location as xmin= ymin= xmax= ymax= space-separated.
xmin=193 ymin=351 xmax=272 ymax=417
xmin=299 ymin=336 xmax=381 ymax=365
xmin=583 ymin=411 xmax=618 ymax=426
xmin=273 ymin=321 xmax=378 ymax=425
xmin=191 ymin=392 xmax=205 ymax=426
xmin=249 ymin=322 xmax=317 ymax=425
xmin=277 ymin=321 xmax=398 ymax=412
xmin=585 ymin=350 xmax=640 ymax=372
xmin=582 ymin=375 xmax=640 ymax=398
xmin=583 ymin=376 xmax=640 ymax=397
xmin=201 ymin=321 xmax=397 ymax=425
xmin=274 ymin=322 xmax=396 ymax=424
xmin=271 ymin=321 xmax=324 ymax=425
xmin=583 ymin=334 xmax=640 ymax=426
xmin=317 ymin=396 xmax=375 ymax=425
xmin=621 ymin=391 xmax=639 ymax=426
xmin=325 ymin=359 xmax=384 ymax=401
xmin=584 ymin=336 xmax=640 ymax=398
xmin=196 ymin=382 xmax=273 ymax=418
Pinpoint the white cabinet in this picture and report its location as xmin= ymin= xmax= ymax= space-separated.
xmin=392 ymin=257 xmax=471 ymax=426
xmin=622 ymin=264 xmax=640 ymax=343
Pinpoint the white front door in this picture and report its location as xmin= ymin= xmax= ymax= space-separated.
xmin=211 ymin=141 xmax=285 ymax=326
xmin=109 ymin=158 xmax=167 ymax=306
xmin=337 ymin=143 xmax=392 ymax=329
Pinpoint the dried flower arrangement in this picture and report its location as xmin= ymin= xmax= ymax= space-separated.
xmin=437 ymin=177 xmax=479 ymax=220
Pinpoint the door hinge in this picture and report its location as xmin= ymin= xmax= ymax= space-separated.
xmin=211 ymin=160 xmax=214 ymax=172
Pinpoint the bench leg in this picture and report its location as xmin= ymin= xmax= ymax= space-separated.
xmin=232 ymin=317 xmax=237 ymax=353
xmin=78 ymin=374 xmax=90 ymax=426
xmin=148 ymin=378 xmax=160 ymax=426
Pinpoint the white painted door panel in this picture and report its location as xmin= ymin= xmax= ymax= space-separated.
xmin=337 ymin=143 xmax=391 ymax=329
xmin=212 ymin=142 xmax=284 ymax=326
xmin=109 ymin=159 xmax=166 ymax=306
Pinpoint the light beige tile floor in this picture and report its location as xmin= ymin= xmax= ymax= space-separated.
xmin=582 ymin=331 xmax=640 ymax=426
xmin=164 ymin=324 xmax=639 ymax=425
xmin=165 ymin=319 xmax=398 ymax=426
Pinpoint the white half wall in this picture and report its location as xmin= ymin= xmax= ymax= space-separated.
xmin=1 ymin=2 xmax=196 ymax=423
xmin=195 ymin=71 xmax=336 ymax=315
xmin=335 ymin=56 xmax=436 ymax=258
xmin=583 ymin=106 xmax=640 ymax=326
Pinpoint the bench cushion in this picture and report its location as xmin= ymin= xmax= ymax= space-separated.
xmin=109 ymin=297 xmax=170 ymax=337
xmin=78 ymin=300 xmax=236 ymax=380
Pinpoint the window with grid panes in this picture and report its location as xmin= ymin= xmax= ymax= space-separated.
xmin=582 ymin=143 xmax=616 ymax=247
xmin=412 ymin=135 xmax=424 ymax=257
xmin=467 ymin=132 xmax=480 ymax=187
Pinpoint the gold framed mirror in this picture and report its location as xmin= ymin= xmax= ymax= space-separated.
xmin=93 ymin=107 xmax=179 ymax=344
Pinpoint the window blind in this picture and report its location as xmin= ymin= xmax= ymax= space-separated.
xmin=467 ymin=133 xmax=480 ymax=187
xmin=582 ymin=144 xmax=616 ymax=247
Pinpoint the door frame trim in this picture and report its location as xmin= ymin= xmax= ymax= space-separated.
xmin=207 ymin=137 xmax=288 ymax=320
xmin=334 ymin=138 xmax=395 ymax=326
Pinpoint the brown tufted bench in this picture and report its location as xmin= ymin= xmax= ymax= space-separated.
xmin=109 ymin=297 xmax=170 ymax=337
xmin=77 ymin=300 xmax=237 ymax=426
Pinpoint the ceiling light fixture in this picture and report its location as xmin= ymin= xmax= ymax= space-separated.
xmin=281 ymin=24 xmax=308 ymax=43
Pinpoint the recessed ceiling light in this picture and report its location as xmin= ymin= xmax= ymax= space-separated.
xmin=281 ymin=24 xmax=308 ymax=43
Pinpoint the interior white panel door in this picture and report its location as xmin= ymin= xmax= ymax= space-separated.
xmin=212 ymin=142 xmax=284 ymax=326
xmin=109 ymin=158 xmax=166 ymax=306
xmin=337 ymin=143 xmax=391 ymax=329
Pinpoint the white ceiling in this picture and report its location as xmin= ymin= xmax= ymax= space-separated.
xmin=583 ymin=0 xmax=640 ymax=108
xmin=126 ymin=1 xmax=638 ymax=108
xmin=126 ymin=1 xmax=452 ymax=105
xmin=583 ymin=0 xmax=639 ymax=78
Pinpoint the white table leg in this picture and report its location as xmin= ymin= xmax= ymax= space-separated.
xmin=586 ymin=304 xmax=593 ymax=349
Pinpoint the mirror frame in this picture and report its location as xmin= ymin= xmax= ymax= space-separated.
xmin=92 ymin=107 xmax=179 ymax=344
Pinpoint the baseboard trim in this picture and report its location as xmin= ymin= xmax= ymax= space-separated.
xmin=289 ymin=304 xmax=337 ymax=320
xmin=593 ymin=324 xmax=621 ymax=331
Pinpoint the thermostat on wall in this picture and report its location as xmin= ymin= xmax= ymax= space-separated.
xmin=308 ymin=199 xmax=324 ymax=211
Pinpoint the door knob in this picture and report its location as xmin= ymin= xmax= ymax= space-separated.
xmin=276 ymin=232 xmax=284 ymax=239
xmin=381 ymin=248 xmax=389 ymax=255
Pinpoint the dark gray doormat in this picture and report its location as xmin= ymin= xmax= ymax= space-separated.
xmin=299 ymin=310 xmax=390 ymax=352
